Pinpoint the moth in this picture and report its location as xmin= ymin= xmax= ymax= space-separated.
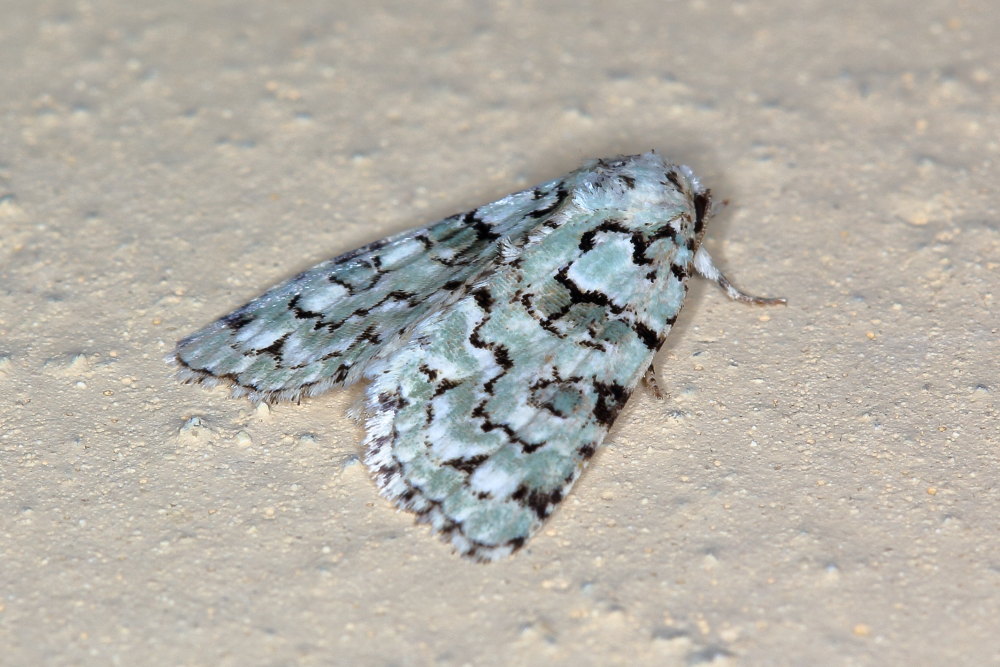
xmin=173 ymin=152 xmax=784 ymax=561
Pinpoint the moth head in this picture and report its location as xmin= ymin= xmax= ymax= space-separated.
xmin=692 ymin=188 xmax=713 ymax=248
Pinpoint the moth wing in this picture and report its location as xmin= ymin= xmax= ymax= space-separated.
xmin=173 ymin=179 xmax=569 ymax=401
xmin=363 ymin=209 xmax=692 ymax=561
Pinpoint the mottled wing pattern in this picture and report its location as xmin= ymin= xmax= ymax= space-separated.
xmin=362 ymin=154 xmax=707 ymax=560
xmin=173 ymin=178 xmax=570 ymax=401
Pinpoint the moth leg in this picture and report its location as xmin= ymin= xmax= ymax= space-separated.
xmin=693 ymin=246 xmax=787 ymax=306
xmin=643 ymin=365 xmax=665 ymax=400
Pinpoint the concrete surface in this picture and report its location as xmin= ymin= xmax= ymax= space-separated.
xmin=2 ymin=1 xmax=998 ymax=664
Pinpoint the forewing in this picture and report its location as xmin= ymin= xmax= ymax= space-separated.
xmin=173 ymin=179 xmax=569 ymax=401
xmin=363 ymin=206 xmax=694 ymax=561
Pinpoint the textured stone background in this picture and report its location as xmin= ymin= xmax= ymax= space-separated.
xmin=2 ymin=1 xmax=997 ymax=664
